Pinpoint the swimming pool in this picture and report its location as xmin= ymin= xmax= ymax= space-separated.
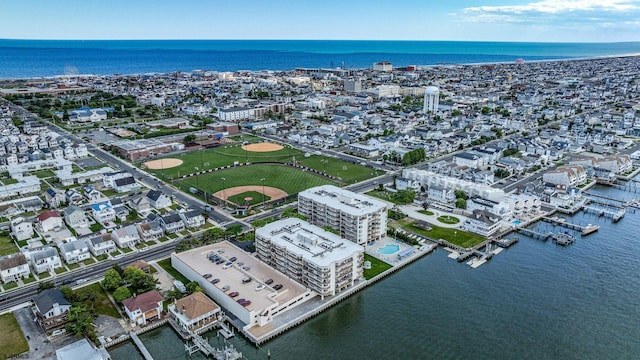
xmin=378 ymin=244 xmax=400 ymax=255
xmin=512 ymin=220 xmax=522 ymax=225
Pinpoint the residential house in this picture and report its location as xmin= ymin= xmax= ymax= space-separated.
xmin=44 ymin=188 xmax=66 ymax=208
xmin=137 ymin=221 xmax=164 ymax=242
xmin=169 ymin=292 xmax=221 ymax=332
xmin=102 ymin=170 xmax=131 ymax=188
xmin=84 ymin=187 xmax=106 ymax=203
xmin=114 ymin=177 xmax=140 ymax=193
xmin=59 ymin=239 xmax=90 ymax=264
xmin=30 ymin=247 xmax=63 ymax=273
xmin=146 ymin=190 xmax=171 ymax=209
xmin=127 ymin=194 xmax=151 ymax=214
xmin=0 ymin=254 xmax=30 ymax=283
xmin=37 ymin=211 xmax=64 ymax=232
xmin=91 ymin=202 xmax=116 ymax=224
xmin=160 ymin=213 xmax=185 ymax=234
xmin=33 ymin=288 xmax=71 ymax=330
xmin=87 ymin=233 xmax=116 ymax=256
xmin=64 ymin=206 xmax=88 ymax=228
xmin=122 ymin=290 xmax=164 ymax=325
xmin=112 ymin=225 xmax=141 ymax=248
xmin=180 ymin=210 xmax=205 ymax=229
xmin=10 ymin=217 xmax=34 ymax=241
xmin=463 ymin=209 xmax=504 ymax=237
xmin=427 ymin=185 xmax=456 ymax=204
xmin=543 ymin=165 xmax=587 ymax=187
xmin=65 ymin=189 xmax=84 ymax=205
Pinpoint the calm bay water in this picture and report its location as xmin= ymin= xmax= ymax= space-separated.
xmin=2 ymin=40 xmax=640 ymax=79
xmin=111 ymin=181 xmax=640 ymax=360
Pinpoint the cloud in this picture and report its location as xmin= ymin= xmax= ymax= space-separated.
xmin=461 ymin=0 xmax=640 ymax=24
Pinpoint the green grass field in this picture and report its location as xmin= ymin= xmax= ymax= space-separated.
xmin=437 ymin=215 xmax=460 ymax=224
xmin=0 ymin=313 xmax=28 ymax=359
xmin=227 ymin=191 xmax=270 ymax=206
xmin=176 ymin=164 xmax=335 ymax=199
xmin=147 ymin=144 xmax=376 ymax=185
xmin=75 ymin=283 xmax=121 ymax=318
xmin=0 ymin=233 xmax=18 ymax=256
xmin=401 ymin=220 xmax=485 ymax=248
xmin=157 ymin=258 xmax=190 ymax=285
xmin=363 ymin=254 xmax=393 ymax=279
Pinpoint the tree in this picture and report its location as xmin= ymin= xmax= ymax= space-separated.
xmin=102 ymin=269 xmax=123 ymax=291
xmin=38 ymin=281 xmax=55 ymax=292
xmin=455 ymin=198 xmax=467 ymax=209
xmin=112 ymin=263 xmax=124 ymax=277
xmin=66 ymin=305 xmax=96 ymax=340
xmin=183 ymin=134 xmax=196 ymax=143
xmin=113 ymin=286 xmax=132 ymax=302
xmin=422 ymin=202 xmax=429 ymax=210
xmin=186 ymin=281 xmax=202 ymax=294
xmin=454 ymin=190 xmax=468 ymax=200
xmin=124 ymin=267 xmax=157 ymax=293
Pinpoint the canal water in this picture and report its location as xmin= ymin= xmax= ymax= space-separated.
xmin=110 ymin=181 xmax=640 ymax=360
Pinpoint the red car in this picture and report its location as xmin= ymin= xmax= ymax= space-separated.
xmin=228 ymin=292 xmax=239 ymax=298
xmin=237 ymin=299 xmax=251 ymax=307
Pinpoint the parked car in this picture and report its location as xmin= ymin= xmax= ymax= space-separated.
xmin=228 ymin=292 xmax=239 ymax=298
xmin=210 ymin=278 xmax=220 ymax=284
xmin=265 ymin=279 xmax=274 ymax=285
xmin=255 ymin=284 xmax=265 ymax=291
xmin=221 ymin=285 xmax=230 ymax=292
xmin=242 ymin=277 xmax=252 ymax=284
xmin=229 ymin=256 xmax=237 ymax=262
xmin=237 ymin=261 xmax=244 ymax=266
xmin=222 ymin=262 xmax=233 ymax=269
xmin=273 ymin=284 xmax=283 ymax=290
xmin=203 ymin=273 xmax=212 ymax=279
xmin=238 ymin=299 xmax=251 ymax=307
xmin=242 ymin=266 xmax=251 ymax=271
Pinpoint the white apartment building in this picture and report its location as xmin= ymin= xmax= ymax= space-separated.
xmin=542 ymin=165 xmax=587 ymax=187
xmin=255 ymin=218 xmax=364 ymax=299
xmin=423 ymin=86 xmax=439 ymax=113
xmin=298 ymin=185 xmax=387 ymax=246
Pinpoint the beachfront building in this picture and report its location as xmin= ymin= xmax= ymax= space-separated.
xmin=255 ymin=218 xmax=364 ymax=299
xmin=122 ymin=290 xmax=164 ymax=326
xmin=462 ymin=209 xmax=504 ymax=237
xmin=298 ymin=185 xmax=387 ymax=246
xmin=168 ymin=292 xmax=221 ymax=333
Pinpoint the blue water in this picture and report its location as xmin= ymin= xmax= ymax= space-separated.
xmin=2 ymin=39 xmax=640 ymax=79
xmin=513 ymin=219 xmax=522 ymax=225
xmin=377 ymin=244 xmax=400 ymax=255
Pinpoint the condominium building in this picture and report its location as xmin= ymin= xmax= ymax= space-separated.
xmin=298 ymin=185 xmax=387 ymax=246
xmin=255 ymin=218 xmax=364 ymax=299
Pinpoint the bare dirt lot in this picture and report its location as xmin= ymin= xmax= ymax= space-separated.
xmin=241 ymin=142 xmax=284 ymax=152
xmin=143 ymin=158 xmax=184 ymax=169
xmin=213 ymin=185 xmax=287 ymax=201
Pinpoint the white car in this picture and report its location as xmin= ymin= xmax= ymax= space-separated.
xmin=255 ymin=284 xmax=266 ymax=292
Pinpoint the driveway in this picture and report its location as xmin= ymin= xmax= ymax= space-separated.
xmin=13 ymin=307 xmax=56 ymax=360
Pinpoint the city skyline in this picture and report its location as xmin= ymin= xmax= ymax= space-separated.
xmin=2 ymin=0 xmax=640 ymax=42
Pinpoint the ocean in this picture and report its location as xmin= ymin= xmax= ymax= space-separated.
xmin=1 ymin=39 xmax=640 ymax=79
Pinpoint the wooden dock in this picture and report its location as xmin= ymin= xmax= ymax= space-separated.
xmin=541 ymin=217 xmax=599 ymax=236
xmin=516 ymin=227 xmax=552 ymax=241
xmin=130 ymin=332 xmax=154 ymax=360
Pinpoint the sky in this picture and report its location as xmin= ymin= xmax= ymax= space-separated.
xmin=1 ymin=0 xmax=640 ymax=42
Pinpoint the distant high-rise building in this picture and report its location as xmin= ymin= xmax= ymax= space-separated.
xmin=373 ymin=61 xmax=393 ymax=72
xmin=344 ymin=79 xmax=362 ymax=93
xmin=423 ymin=86 xmax=439 ymax=113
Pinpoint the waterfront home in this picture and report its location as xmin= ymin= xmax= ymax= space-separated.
xmin=112 ymin=225 xmax=141 ymax=248
xmin=37 ymin=210 xmax=63 ymax=232
xmin=91 ymin=202 xmax=116 ymax=224
xmin=146 ymin=190 xmax=172 ymax=209
xmin=180 ymin=210 xmax=205 ymax=229
xmin=137 ymin=220 xmax=164 ymax=242
xmin=59 ymin=239 xmax=90 ymax=264
xmin=30 ymin=247 xmax=63 ymax=273
xmin=63 ymin=206 xmax=88 ymax=228
xmin=160 ymin=213 xmax=185 ymax=234
xmin=10 ymin=217 xmax=34 ymax=241
xmin=543 ymin=165 xmax=587 ymax=187
xmin=122 ymin=290 xmax=164 ymax=326
xmin=0 ymin=253 xmax=30 ymax=283
xmin=33 ymin=288 xmax=71 ymax=330
xmin=169 ymin=292 xmax=221 ymax=332
xmin=462 ymin=209 xmax=504 ymax=237
xmin=87 ymin=234 xmax=116 ymax=256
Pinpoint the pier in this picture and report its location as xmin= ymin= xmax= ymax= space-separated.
xmin=130 ymin=332 xmax=154 ymax=360
xmin=493 ymin=237 xmax=519 ymax=248
xmin=516 ymin=227 xmax=552 ymax=241
xmin=541 ymin=217 xmax=599 ymax=235
xmin=552 ymin=232 xmax=575 ymax=246
xmin=167 ymin=316 xmax=243 ymax=359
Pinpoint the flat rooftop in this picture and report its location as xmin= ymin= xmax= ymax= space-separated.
xmin=173 ymin=242 xmax=308 ymax=313
xmin=299 ymin=185 xmax=387 ymax=215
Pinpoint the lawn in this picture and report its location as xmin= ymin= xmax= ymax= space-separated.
xmin=148 ymin=144 xmax=377 ymax=185
xmin=31 ymin=169 xmax=56 ymax=178
xmin=67 ymin=263 xmax=80 ymax=270
xmin=157 ymin=258 xmax=190 ymax=285
xmin=418 ymin=210 xmax=435 ymax=216
xmin=0 ymin=233 xmax=18 ymax=256
xmin=363 ymin=254 xmax=393 ymax=280
xmin=175 ymin=164 xmax=335 ymax=199
xmin=437 ymin=215 xmax=460 ymax=224
xmin=401 ymin=221 xmax=485 ymax=248
xmin=0 ymin=313 xmax=29 ymax=359
xmin=76 ymin=283 xmax=121 ymax=318
xmin=1 ymin=178 xmax=18 ymax=185
xmin=228 ymin=191 xmax=270 ymax=206
xmin=3 ymin=282 xmax=18 ymax=290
